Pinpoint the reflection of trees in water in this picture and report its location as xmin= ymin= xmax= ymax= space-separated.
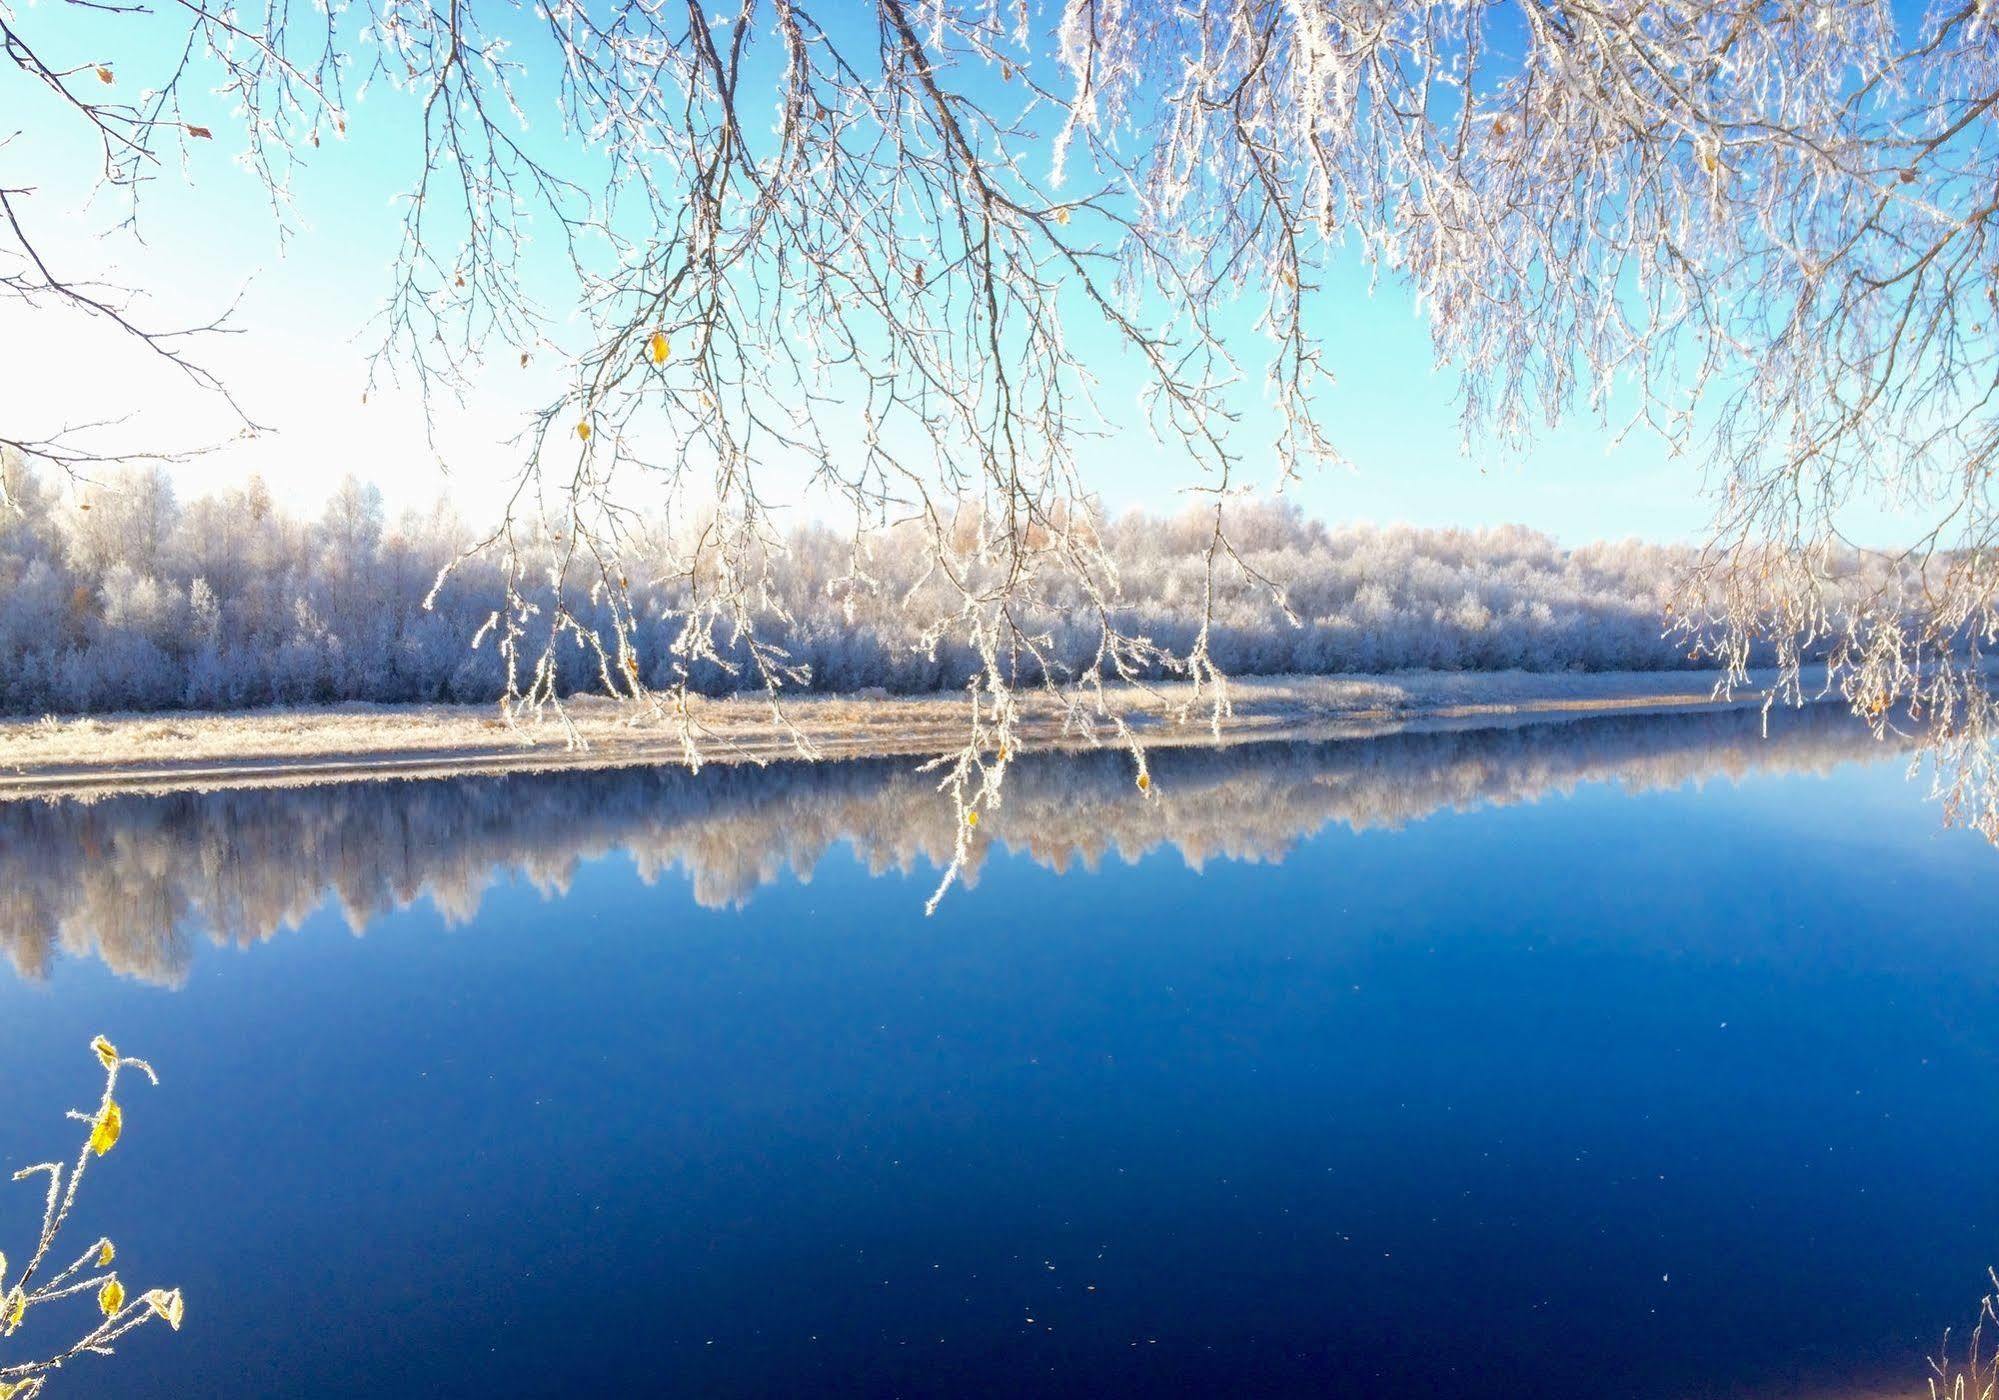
xmin=0 ymin=706 xmax=1887 ymax=986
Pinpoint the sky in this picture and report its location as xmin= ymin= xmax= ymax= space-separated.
xmin=0 ymin=3 xmax=1873 ymax=548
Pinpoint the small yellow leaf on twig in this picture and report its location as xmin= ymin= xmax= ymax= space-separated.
xmin=1053 ymin=207 xmax=1071 ymax=226
xmin=96 ymin=66 xmax=114 ymax=84
xmin=99 ymin=1279 xmax=125 ymax=1317
xmin=576 ymin=421 xmax=592 ymax=442
xmin=145 ymin=1289 xmax=185 ymax=1330
xmin=89 ymin=1100 xmax=122 ymax=1156
xmin=649 ymin=330 xmax=670 ymax=364
xmin=92 ymin=1035 xmax=118 ymax=1069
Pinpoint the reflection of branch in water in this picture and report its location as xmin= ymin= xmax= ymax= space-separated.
xmin=0 ymin=706 xmax=1892 ymax=986
xmin=0 ymin=1038 xmax=185 ymax=1398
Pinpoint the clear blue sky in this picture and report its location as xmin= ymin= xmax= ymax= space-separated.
xmin=0 ymin=2 xmax=1925 ymax=546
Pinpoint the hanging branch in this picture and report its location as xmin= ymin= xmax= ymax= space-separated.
xmin=9 ymin=1 xmax=1999 ymax=886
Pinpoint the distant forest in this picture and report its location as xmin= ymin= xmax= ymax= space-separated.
xmin=0 ymin=460 xmax=1739 ymax=715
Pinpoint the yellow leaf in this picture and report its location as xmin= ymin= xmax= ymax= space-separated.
xmin=96 ymin=66 xmax=114 ymax=84
xmin=1136 ymin=773 xmax=1150 ymax=791
xmin=649 ymin=331 xmax=670 ymax=365
xmin=99 ymin=1279 xmax=125 ymax=1317
xmin=89 ymin=1100 xmax=121 ymax=1157
xmin=145 ymin=1288 xmax=185 ymax=1331
xmin=1053 ymin=207 xmax=1071 ymax=226
xmin=965 ymin=810 xmax=979 ymax=827
xmin=576 ymin=422 xmax=592 ymax=442
xmin=98 ymin=1241 xmax=115 ymax=1267
xmin=91 ymin=1035 xmax=117 ymax=1069
xmin=7 ymin=1288 xmax=27 ymax=1329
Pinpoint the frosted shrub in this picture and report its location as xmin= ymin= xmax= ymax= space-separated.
xmin=0 ymin=1039 xmax=184 ymax=1398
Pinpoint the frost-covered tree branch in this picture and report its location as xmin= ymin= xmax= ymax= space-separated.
xmin=8 ymin=0 xmax=1999 ymax=859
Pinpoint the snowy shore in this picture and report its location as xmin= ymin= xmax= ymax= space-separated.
xmin=0 ymin=668 xmax=1839 ymax=802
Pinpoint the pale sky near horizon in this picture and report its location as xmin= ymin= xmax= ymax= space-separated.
xmin=4 ymin=3 xmax=1919 ymax=548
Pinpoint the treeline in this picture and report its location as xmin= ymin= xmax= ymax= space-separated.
xmin=0 ymin=458 xmax=1729 ymax=715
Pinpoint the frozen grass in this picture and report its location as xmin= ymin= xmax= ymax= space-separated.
xmin=0 ymin=668 xmax=1798 ymax=801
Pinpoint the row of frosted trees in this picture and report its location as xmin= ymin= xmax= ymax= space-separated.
xmin=0 ymin=459 xmax=1730 ymax=716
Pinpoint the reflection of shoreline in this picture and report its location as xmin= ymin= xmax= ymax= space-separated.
xmin=0 ymin=704 xmax=1896 ymax=987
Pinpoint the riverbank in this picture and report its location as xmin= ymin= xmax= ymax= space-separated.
xmin=0 ymin=668 xmax=1819 ymax=800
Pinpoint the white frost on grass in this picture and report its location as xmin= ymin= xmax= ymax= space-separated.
xmin=0 ymin=669 xmax=1803 ymax=801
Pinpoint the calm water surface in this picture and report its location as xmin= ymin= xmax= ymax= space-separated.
xmin=1 ymin=706 xmax=1996 ymax=1398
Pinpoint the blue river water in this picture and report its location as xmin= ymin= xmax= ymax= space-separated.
xmin=0 ymin=704 xmax=1994 ymax=1397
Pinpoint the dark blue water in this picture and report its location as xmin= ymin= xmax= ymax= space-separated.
xmin=1 ymin=707 xmax=1995 ymax=1397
